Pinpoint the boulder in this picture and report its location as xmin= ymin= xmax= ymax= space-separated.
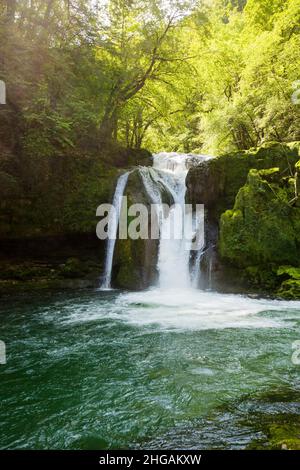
xmin=113 ymin=167 xmax=168 ymax=290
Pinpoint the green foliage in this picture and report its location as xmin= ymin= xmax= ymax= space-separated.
xmin=2 ymin=0 xmax=300 ymax=156
xmin=139 ymin=0 xmax=300 ymax=153
xmin=1 ymin=0 xmax=300 ymax=247
xmin=277 ymin=266 xmax=300 ymax=280
xmin=277 ymin=279 xmax=300 ymax=300
xmin=219 ymin=164 xmax=300 ymax=266
xmin=244 ymin=265 xmax=278 ymax=290
xmin=276 ymin=265 xmax=300 ymax=299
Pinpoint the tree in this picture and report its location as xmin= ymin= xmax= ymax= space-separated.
xmin=96 ymin=0 xmax=195 ymax=143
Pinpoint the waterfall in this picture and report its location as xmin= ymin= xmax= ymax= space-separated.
xmin=101 ymin=172 xmax=129 ymax=289
xmin=192 ymin=249 xmax=205 ymax=288
xmin=208 ymin=256 xmax=213 ymax=290
xmin=153 ymin=153 xmax=208 ymax=289
xmin=100 ymin=152 xmax=210 ymax=290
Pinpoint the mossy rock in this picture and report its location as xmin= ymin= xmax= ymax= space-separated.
xmin=277 ymin=279 xmax=300 ymax=300
xmin=277 ymin=265 xmax=300 ymax=280
xmin=266 ymin=423 xmax=300 ymax=450
xmin=59 ymin=257 xmax=89 ymax=278
xmin=244 ymin=265 xmax=279 ymax=291
xmin=219 ymin=166 xmax=299 ymax=267
xmin=114 ymin=231 xmax=142 ymax=289
xmin=112 ymin=168 xmax=159 ymax=290
xmin=186 ymin=142 xmax=299 ymax=220
xmin=0 ymin=278 xmax=97 ymax=292
xmin=0 ymin=262 xmax=57 ymax=281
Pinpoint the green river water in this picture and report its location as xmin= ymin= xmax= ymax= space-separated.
xmin=0 ymin=287 xmax=299 ymax=449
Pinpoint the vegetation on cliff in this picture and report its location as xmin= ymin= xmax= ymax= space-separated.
xmin=187 ymin=143 xmax=300 ymax=220
xmin=186 ymin=142 xmax=300 ymax=298
xmin=219 ymin=150 xmax=300 ymax=298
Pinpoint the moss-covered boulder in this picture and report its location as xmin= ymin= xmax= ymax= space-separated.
xmin=113 ymin=167 xmax=168 ymax=290
xmin=265 ymin=423 xmax=300 ymax=450
xmin=276 ymin=266 xmax=300 ymax=299
xmin=186 ymin=143 xmax=300 ymax=221
xmin=219 ymin=167 xmax=300 ymax=266
xmin=217 ymin=156 xmax=300 ymax=296
xmin=277 ymin=280 xmax=300 ymax=300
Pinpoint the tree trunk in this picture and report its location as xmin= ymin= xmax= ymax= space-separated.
xmin=99 ymin=105 xmax=119 ymax=143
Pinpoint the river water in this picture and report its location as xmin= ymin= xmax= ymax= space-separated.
xmin=0 ymin=288 xmax=299 ymax=449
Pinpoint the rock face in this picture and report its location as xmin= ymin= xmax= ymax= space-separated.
xmin=186 ymin=143 xmax=300 ymax=221
xmin=219 ymin=160 xmax=300 ymax=298
xmin=220 ymin=167 xmax=300 ymax=266
xmin=186 ymin=142 xmax=300 ymax=297
xmin=0 ymin=234 xmax=103 ymax=292
xmin=0 ymin=147 xmax=152 ymax=290
xmin=112 ymin=168 xmax=159 ymax=290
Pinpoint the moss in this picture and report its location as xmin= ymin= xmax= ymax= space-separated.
xmin=220 ymin=167 xmax=299 ymax=267
xmin=276 ymin=265 xmax=300 ymax=298
xmin=186 ymin=144 xmax=300 ymax=296
xmin=186 ymin=142 xmax=299 ymax=220
xmin=186 ymin=143 xmax=300 ymax=296
xmin=218 ymin=158 xmax=300 ymax=297
xmin=248 ymin=421 xmax=300 ymax=450
xmin=0 ymin=256 xmax=101 ymax=292
xmin=0 ymin=278 xmax=97 ymax=292
xmin=59 ymin=257 xmax=88 ymax=279
xmin=277 ymin=265 xmax=300 ymax=280
xmin=115 ymin=262 xmax=141 ymax=290
xmin=287 ymin=141 xmax=300 ymax=155
xmin=0 ymin=263 xmax=49 ymax=281
xmin=111 ymin=168 xmax=159 ymax=290
xmin=266 ymin=423 xmax=300 ymax=450
xmin=244 ymin=265 xmax=278 ymax=291
xmin=277 ymin=279 xmax=300 ymax=300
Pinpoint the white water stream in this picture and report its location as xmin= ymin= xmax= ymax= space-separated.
xmin=101 ymin=153 xmax=209 ymax=290
xmin=101 ymin=171 xmax=129 ymax=289
xmin=153 ymin=153 xmax=208 ymax=289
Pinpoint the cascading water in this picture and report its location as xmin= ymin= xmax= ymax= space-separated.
xmin=101 ymin=172 xmax=129 ymax=289
xmin=101 ymin=153 xmax=209 ymax=290
xmin=153 ymin=153 xmax=208 ymax=289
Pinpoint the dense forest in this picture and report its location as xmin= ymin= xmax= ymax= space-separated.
xmin=0 ymin=0 xmax=300 ymax=294
xmin=1 ymin=0 xmax=300 ymax=156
